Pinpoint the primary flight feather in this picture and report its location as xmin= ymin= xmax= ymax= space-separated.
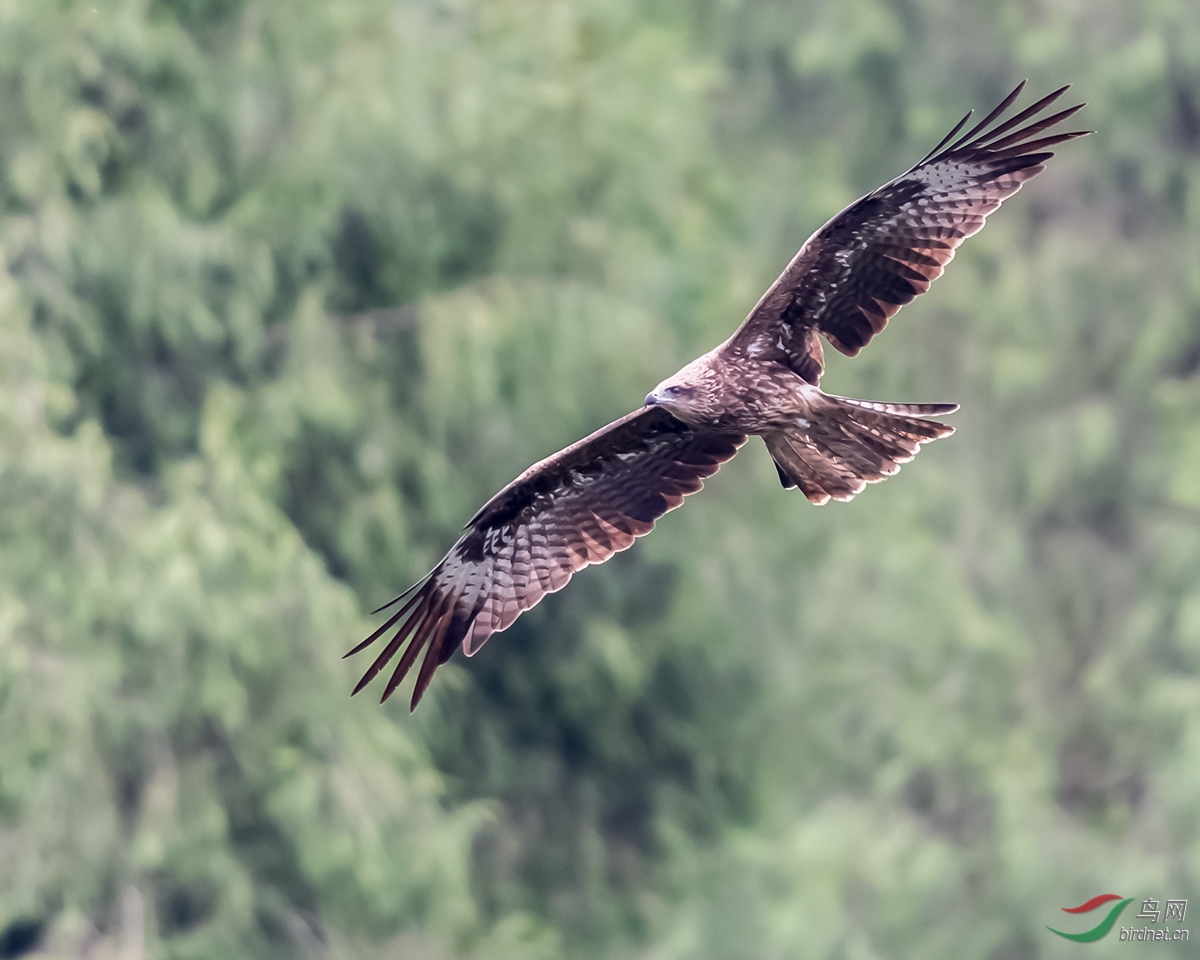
xmin=348 ymin=81 xmax=1089 ymax=709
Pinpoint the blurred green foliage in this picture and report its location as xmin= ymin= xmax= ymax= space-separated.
xmin=1 ymin=0 xmax=1199 ymax=957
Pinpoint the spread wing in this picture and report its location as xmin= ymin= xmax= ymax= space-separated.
xmin=724 ymin=81 xmax=1089 ymax=382
xmin=347 ymin=407 xmax=746 ymax=710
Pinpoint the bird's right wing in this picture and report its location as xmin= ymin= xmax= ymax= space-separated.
xmin=347 ymin=406 xmax=746 ymax=710
xmin=723 ymin=81 xmax=1089 ymax=382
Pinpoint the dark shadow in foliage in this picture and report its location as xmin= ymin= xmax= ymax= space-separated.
xmin=1164 ymin=311 xmax=1200 ymax=379
xmin=332 ymin=209 xmax=385 ymax=313
xmin=281 ymin=420 xmax=362 ymax=583
xmin=424 ymin=549 xmax=759 ymax=947
xmin=151 ymin=0 xmax=247 ymax=35
xmin=1056 ymin=723 xmax=1145 ymax=818
xmin=0 ymin=919 xmax=44 ymax=959
xmin=154 ymin=874 xmax=219 ymax=937
xmin=427 ymin=174 xmax=507 ymax=289
xmin=328 ymin=175 xmax=505 ymax=314
xmin=903 ymin=766 xmax=995 ymax=846
xmin=68 ymin=278 xmax=221 ymax=477
xmin=1171 ymin=69 xmax=1200 ymax=154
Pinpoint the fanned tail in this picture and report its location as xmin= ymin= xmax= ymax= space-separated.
xmin=765 ymin=394 xmax=956 ymax=505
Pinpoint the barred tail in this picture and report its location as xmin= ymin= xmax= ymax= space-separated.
xmin=765 ymin=394 xmax=956 ymax=505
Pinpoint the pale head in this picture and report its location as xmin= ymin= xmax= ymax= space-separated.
xmin=643 ymin=355 xmax=724 ymax=425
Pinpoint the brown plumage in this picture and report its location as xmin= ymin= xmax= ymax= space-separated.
xmin=349 ymin=82 xmax=1089 ymax=709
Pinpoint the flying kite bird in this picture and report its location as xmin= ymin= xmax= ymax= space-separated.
xmin=348 ymin=81 xmax=1088 ymax=709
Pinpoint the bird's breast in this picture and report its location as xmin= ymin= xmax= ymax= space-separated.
xmin=690 ymin=367 xmax=816 ymax=434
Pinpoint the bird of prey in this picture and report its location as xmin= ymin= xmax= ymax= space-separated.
xmin=347 ymin=81 xmax=1088 ymax=709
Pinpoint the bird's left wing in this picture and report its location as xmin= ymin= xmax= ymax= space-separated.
xmin=347 ymin=406 xmax=746 ymax=710
xmin=723 ymin=81 xmax=1089 ymax=382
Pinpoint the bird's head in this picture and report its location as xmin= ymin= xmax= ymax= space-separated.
xmin=644 ymin=381 xmax=698 ymax=409
xmin=644 ymin=357 xmax=714 ymax=424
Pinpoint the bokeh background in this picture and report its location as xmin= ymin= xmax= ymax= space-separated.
xmin=2 ymin=0 xmax=1199 ymax=957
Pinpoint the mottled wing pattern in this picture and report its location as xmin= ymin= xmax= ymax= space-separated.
xmin=726 ymin=82 xmax=1089 ymax=380
xmin=347 ymin=406 xmax=746 ymax=709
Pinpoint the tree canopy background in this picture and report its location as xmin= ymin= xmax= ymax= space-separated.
xmin=2 ymin=1 xmax=1199 ymax=958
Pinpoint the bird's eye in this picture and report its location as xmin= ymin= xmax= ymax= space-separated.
xmin=667 ymin=385 xmax=684 ymax=397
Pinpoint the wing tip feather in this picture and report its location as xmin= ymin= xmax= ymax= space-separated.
xmin=920 ymin=82 xmax=1086 ymax=172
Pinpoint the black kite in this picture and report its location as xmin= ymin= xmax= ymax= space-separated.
xmin=348 ymin=82 xmax=1088 ymax=709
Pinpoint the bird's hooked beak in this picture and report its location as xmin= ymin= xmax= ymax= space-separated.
xmin=646 ymin=383 xmax=685 ymax=407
